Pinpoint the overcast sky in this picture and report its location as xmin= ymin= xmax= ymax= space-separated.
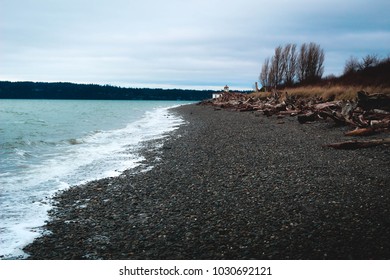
xmin=1 ymin=0 xmax=389 ymax=90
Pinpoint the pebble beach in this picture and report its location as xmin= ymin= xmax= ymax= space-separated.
xmin=24 ymin=104 xmax=390 ymax=259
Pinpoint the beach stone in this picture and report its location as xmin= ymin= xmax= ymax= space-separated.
xmin=24 ymin=104 xmax=390 ymax=259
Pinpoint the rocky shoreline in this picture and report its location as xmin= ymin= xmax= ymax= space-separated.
xmin=24 ymin=104 xmax=390 ymax=259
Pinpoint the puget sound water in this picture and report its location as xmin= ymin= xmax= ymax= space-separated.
xmin=0 ymin=99 xmax=190 ymax=259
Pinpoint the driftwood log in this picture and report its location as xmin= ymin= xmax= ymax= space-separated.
xmin=325 ymin=138 xmax=390 ymax=150
xmin=344 ymin=127 xmax=377 ymax=137
xmin=201 ymin=90 xmax=390 ymax=148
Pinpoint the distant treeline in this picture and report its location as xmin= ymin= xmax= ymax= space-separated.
xmin=0 ymin=81 xmax=225 ymax=100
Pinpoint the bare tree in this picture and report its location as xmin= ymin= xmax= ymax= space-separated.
xmin=282 ymin=43 xmax=297 ymax=86
xmin=297 ymin=43 xmax=308 ymax=83
xmin=260 ymin=47 xmax=283 ymax=90
xmin=259 ymin=57 xmax=270 ymax=91
xmin=343 ymin=56 xmax=360 ymax=74
xmin=314 ymin=44 xmax=325 ymax=78
xmin=259 ymin=42 xmax=324 ymax=89
xmin=273 ymin=45 xmax=285 ymax=87
xmin=263 ymin=45 xmax=288 ymax=89
xmin=297 ymin=42 xmax=324 ymax=83
xmin=359 ymin=54 xmax=380 ymax=70
xmin=268 ymin=57 xmax=277 ymax=89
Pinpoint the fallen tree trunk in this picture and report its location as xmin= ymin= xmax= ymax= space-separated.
xmin=344 ymin=127 xmax=377 ymax=136
xmin=325 ymin=138 xmax=390 ymax=150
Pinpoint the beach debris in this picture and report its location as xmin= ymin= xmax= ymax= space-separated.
xmin=344 ymin=127 xmax=377 ymax=137
xmin=199 ymin=89 xmax=390 ymax=148
xmin=200 ymin=90 xmax=390 ymax=130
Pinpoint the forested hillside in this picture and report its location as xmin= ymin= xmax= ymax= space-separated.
xmin=0 ymin=81 xmax=217 ymax=100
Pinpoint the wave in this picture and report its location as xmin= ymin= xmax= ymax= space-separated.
xmin=0 ymin=101 xmax=186 ymax=259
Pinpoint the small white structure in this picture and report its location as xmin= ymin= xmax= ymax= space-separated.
xmin=212 ymin=93 xmax=222 ymax=99
xmin=212 ymin=85 xmax=229 ymax=99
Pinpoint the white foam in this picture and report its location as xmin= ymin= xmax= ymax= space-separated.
xmin=0 ymin=104 xmax=185 ymax=259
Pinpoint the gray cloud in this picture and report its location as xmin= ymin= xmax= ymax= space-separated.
xmin=1 ymin=0 xmax=389 ymax=90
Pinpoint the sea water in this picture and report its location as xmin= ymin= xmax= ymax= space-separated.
xmin=0 ymin=99 xmax=189 ymax=259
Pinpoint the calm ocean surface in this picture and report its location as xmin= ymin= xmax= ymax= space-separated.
xmin=0 ymin=99 xmax=190 ymax=259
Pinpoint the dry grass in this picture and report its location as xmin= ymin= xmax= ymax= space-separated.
xmin=250 ymin=85 xmax=390 ymax=101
